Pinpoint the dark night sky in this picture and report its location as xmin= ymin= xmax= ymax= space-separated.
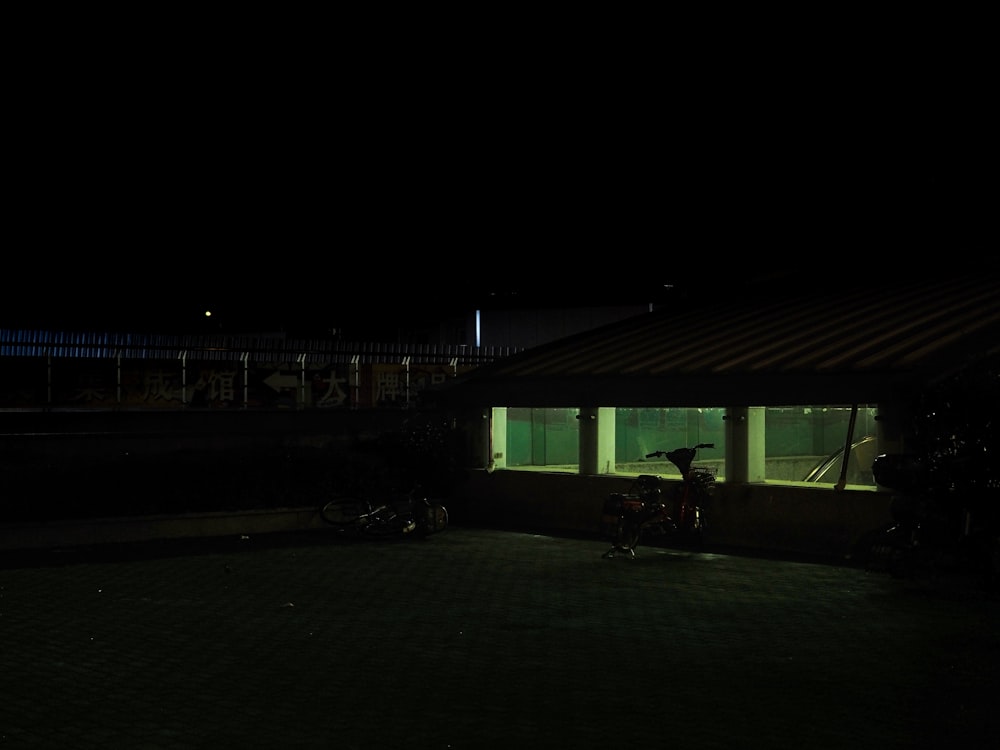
xmin=5 ymin=27 xmax=992 ymax=339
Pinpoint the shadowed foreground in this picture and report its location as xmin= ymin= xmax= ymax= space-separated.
xmin=1 ymin=527 xmax=997 ymax=749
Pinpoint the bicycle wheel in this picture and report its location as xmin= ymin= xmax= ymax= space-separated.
xmin=687 ymin=522 xmax=705 ymax=551
xmin=320 ymin=496 xmax=366 ymax=526
xmin=360 ymin=510 xmax=415 ymax=537
xmin=422 ymin=502 xmax=449 ymax=535
xmin=688 ymin=506 xmax=706 ymax=549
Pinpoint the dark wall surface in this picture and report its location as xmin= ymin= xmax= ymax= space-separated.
xmin=1 ymin=409 xmax=447 ymax=523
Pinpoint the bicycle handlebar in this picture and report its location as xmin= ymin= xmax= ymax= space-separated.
xmin=644 ymin=443 xmax=714 ymax=459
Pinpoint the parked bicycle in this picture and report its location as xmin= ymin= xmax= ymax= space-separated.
xmin=320 ymin=484 xmax=449 ymax=539
xmin=601 ymin=443 xmax=715 ymax=558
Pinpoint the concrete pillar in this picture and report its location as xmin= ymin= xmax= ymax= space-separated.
xmin=489 ymin=407 xmax=507 ymax=471
xmin=466 ymin=407 xmax=493 ymax=469
xmin=725 ymin=406 xmax=765 ymax=482
xmin=874 ymin=398 xmax=908 ymax=454
xmin=579 ymin=407 xmax=616 ymax=475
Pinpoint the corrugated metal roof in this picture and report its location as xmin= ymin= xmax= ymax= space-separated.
xmin=434 ymin=276 xmax=1000 ymax=407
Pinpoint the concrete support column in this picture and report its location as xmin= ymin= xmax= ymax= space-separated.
xmin=489 ymin=407 xmax=508 ymax=471
xmin=725 ymin=406 xmax=765 ymax=482
xmin=874 ymin=398 xmax=907 ymax=454
xmin=467 ymin=407 xmax=493 ymax=469
xmin=579 ymin=407 xmax=616 ymax=475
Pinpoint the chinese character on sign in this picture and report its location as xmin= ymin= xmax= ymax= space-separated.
xmin=375 ymin=367 xmax=406 ymax=406
xmin=193 ymin=369 xmax=237 ymax=404
xmin=314 ymin=370 xmax=348 ymax=407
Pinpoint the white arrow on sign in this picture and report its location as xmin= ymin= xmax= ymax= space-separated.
xmin=264 ymin=371 xmax=300 ymax=392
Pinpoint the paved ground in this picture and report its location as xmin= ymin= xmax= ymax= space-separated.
xmin=1 ymin=526 xmax=998 ymax=749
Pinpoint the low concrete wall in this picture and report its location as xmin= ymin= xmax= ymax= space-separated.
xmin=450 ymin=470 xmax=892 ymax=561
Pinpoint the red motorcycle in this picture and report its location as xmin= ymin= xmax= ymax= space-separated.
xmin=601 ymin=443 xmax=715 ymax=558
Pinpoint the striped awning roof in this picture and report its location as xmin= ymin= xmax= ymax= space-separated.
xmin=432 ymin=276 xmax=1000 ymax=407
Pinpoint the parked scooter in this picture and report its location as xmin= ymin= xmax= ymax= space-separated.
xmin=855 ymin=354 xmax=1000 ymax=589
xmin=601 ymin=443 xmax=715 ymax=558
xmin=857 ymin=452 xmax=1000 ymax=588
